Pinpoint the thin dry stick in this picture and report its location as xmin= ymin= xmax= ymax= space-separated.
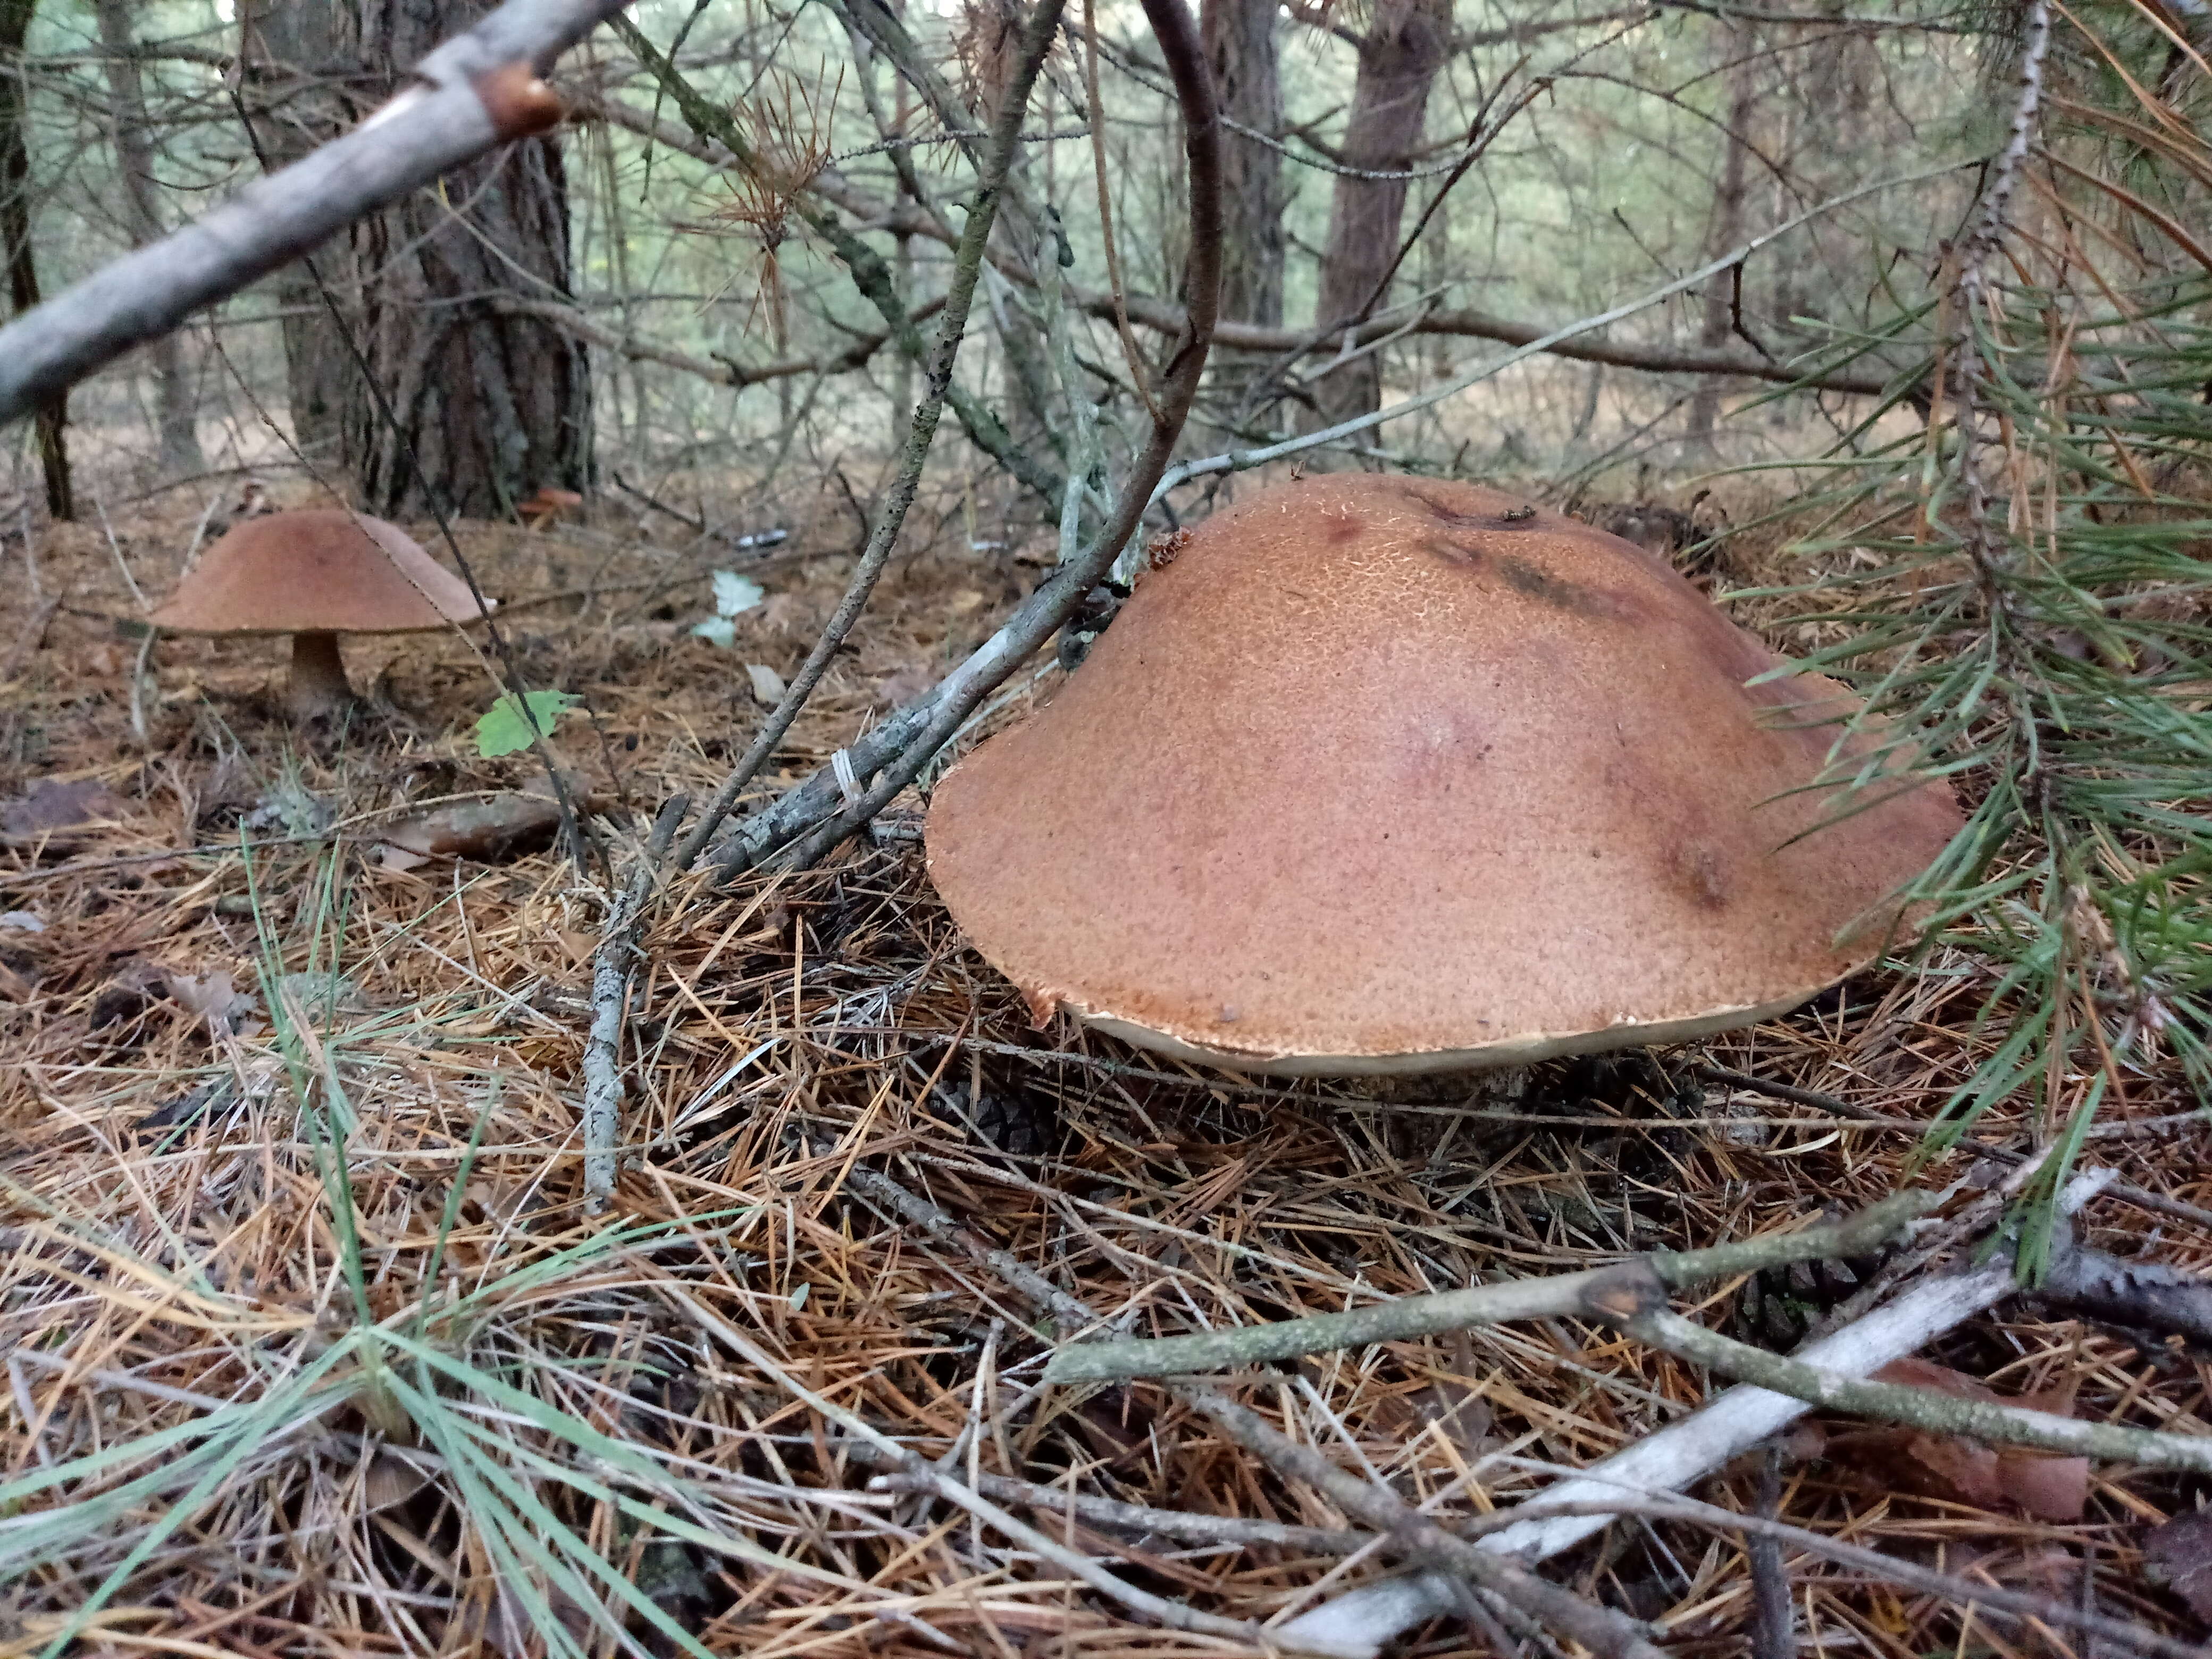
xmin=1615 ymin=1303 xmax=2212 ymax=1474
xmin=1183 ymin=1388 xmax=1666 ymax=1659
xmin=765 ymin=0 xmax=1222 ymax=872
xmin=864 ymin=1465 xmax=1369 ymax=1555
xmin=1747 ymin=1448 xmax=1792 ymax=1659
xmin=1463 ymin=1481 xmax=2205 ymax=1659
xmin=579 ymin=794 xmax=686 ymax=1204
xmin=1081 ymin=0 xmax=1159 ymax=422
xmin=577 ymin=0 xmax=1071 ymax=1207
xmin=1044 ymin=1193 xmax=1933 ymax=1381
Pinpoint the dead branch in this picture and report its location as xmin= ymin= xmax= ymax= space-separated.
xmin=0 ymin=0 xmax=626 ymax=428
xmin=1186 ymin=1388 xmax=1669 ymax=1659
xmin=1618 ymin=1303 xmax=2212 ymax=1473
xmin=1044 ymin=1191 xmax=1933 ymax=1381
xmin=491 ymin=294 xmax=944 ymax=387
xmin=709 ymin=0 xmax=1224 ymax=874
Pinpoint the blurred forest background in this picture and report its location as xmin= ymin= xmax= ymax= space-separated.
xmin=2 ymin=0 xmax=2037 ymax=516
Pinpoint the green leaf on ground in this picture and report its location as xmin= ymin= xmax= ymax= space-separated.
xmin=474 ymin=691 xmax=581 ymax=758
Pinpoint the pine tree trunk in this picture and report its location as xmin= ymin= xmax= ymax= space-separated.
xmin=1205 ymin=0 xmax=1284 ymax=330
xmin=1303 ymin=0 xmax=1449 ymax=441
xmin=1 ymin=0 xmax=72 ymax=519
xmin=1690 ymin=27 xmax=1757 ymax=450
xmin=237 ymin=0 xmax=353 ymax=460
xmin=344 ymin=0 xmax=591 ymax=518
xmin=93 ymin=0 xmax=203 ymax=475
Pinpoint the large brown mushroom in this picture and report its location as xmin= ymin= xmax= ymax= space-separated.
xmin=149 ymin=509 xmax=495 ymax=719
xmin=924 ymin=474 xmax=1963 ymax=1077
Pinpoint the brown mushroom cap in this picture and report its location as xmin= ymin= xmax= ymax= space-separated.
xmin=148 ymin=509 xmax=492 ymax=636
xmin=924 ymin=474 xmax=1963 ymax=1076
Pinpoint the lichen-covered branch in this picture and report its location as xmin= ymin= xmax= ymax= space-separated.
xmin=1044 ymin=1193 xmax=1932 ymax=1381
xmin=1618 ymin=1304 xmax=2212 ymax=1474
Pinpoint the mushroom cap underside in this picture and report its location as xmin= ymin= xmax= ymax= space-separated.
xmin=148 ymin=509 xmax=493 ymax=636
xmin=923 ymin=473 xmax=1963 ymax=1073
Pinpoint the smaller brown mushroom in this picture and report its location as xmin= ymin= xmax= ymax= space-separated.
xmin=517 ymin=486 xmax=584 ymax=530
xmin=148 ymin=508 xmax=495 ymax=719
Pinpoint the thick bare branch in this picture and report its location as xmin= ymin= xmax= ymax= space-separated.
xmin=0 ymin=0 xmax=627 ymax=428
xmin=1045 ymin=1193 xmax=1933 ymax=1382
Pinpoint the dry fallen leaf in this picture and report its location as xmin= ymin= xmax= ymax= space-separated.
xmin=364 ymin=1450 xmax=432 ymax=1512
xmin=2144 ymin=1507 xmax=2212 ymax=1620
xmin=1822 ymin=1357 xmax=2089 ymax=1521
xmin=744 ymin=662 xmax=787 ymax=705
xmin=370 ymin=785 xmax=593 ymax=870
xmin=167 ymin=968 xmax=258 ymax=1036
xmin=2 ymin=777 xmax=127 ymax=849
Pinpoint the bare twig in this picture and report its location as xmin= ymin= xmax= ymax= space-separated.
xmin=579 ymin=794 xmax=686 ymax=1205
xmin=731 ymin=0 xmax=1224 ymax=873
xmin=0 ymin=0 xmax=619 ymax=427
xmin=864 ymin=1466 xmax=1370 ymax=1555
xmin=1081 ymin=0 xmax=1159 ymax=421
xmin=492 ymin=294 xmax=944 ymax=388
xmin=883 ymin=1461 xmax=1368 ymax=1655
xmin=1747 ymin=1447 xmax=1793 ymax=1659
xmin=1186 ymin=1388 xmax=1667 ymax=1659
xmin=1044 ymin=1193 xmax=1933 ymax=1381
xmin=662 ymin=0 xmax=1070 ymax=878
xmin=1617 ymin=1303 xmax=2212 ymax=1473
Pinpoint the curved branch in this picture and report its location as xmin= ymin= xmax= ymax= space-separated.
xmin=735 ymin=0 xmax=1224 ymax=874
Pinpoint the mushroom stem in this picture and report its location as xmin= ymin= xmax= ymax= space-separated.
xmin=285 ymin=631 xmax=354 ymax=719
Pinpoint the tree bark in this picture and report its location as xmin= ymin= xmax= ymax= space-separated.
xmin=1 ymin=0 xmax=72 ymax=518
xmin=1689 ymin=26 xmax=1758 ymax=450
xmin=237 ymin=0 xmax=354 ymax=459
xmin=1302 ymin=0 xmax=1450 ymax=441
xmin=93 ymin=0 xmax=203 ymax=475
xmin=1204 ymin=0 xmax=1284 ymax=330
xmin=344 ymin=0 xmax=591 ymax=517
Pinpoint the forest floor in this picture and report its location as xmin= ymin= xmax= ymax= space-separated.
xmin=2 ymin=461 xmax=2209 ymax=1659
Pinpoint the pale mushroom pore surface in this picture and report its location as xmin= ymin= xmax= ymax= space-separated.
xmin=923 ymin=474 xmax=1963 ymax=1074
